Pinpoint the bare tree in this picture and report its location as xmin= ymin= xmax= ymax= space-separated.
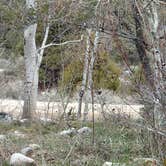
xmin=22 ymin=0 xmax=39 ymax=119
xmin=77 ymin=0 xmax=101 ymax=119
xmin=132 ymin=0 xmax=166 ymax=160
xmin=77 ymin=29 xmax=91 ymax=118
xmin=22 ymin=0 xmax=83 ymax=120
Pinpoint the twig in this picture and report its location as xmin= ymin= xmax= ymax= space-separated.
xmin=63 ymin=136 xmax=78 ymax=163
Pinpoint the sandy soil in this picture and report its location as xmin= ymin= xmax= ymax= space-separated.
xmin=0 ymin=99 xmax=144 ymax=121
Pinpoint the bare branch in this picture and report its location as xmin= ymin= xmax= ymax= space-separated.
xmin=37 ymin=35 xmax=84 ymax=52
xmin=38 ymin=24 xmax=50 ymax=66
xmin=95 ymin=0 xmax=101 ymax=15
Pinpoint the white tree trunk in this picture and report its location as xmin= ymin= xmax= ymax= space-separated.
xmin=77 ymin=29 xmax=91 ymax=118
xmin=22 ymin=0 xmax=83 ymax=119
xmin=22 ymin=23 xmax=38 ymax=119
xmin=87 ymin=31 xmax=100 ymax=123
xmin=146 ymin=0 xmax=164 ymax=130
xmin=22 ymin=0 xmax=38 ymax=119
xmin=87 ymin=31 xmax=100 ymax=90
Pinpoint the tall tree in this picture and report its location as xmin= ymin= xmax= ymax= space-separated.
xmin=132 ymin=0 xmax=166 ymax=159
xmin=22 ymin=0 xmax=83 ymax=119
xmin=22 ymin=0 xmax=39 ymax=119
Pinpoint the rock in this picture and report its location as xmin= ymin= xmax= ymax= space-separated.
xmin=59 ymin=128 xmax=77 ymax=136
xmin=133 ymin=158 xmax=157 ymax=165
xmin=29 ymin=144 xmax=40 ymax=150
xmin=77 ymin=127 xmax=92 ymax=135
xmin=20 ymin=119 xmax=29 ymax=123
xmin=71 ymin=159 xmax=82 ymax=166
xmin=21 ymin=147 xmax=33 ymax=157
xmin=0 ymin=134 xmax=6 ymax=142
xmin=0 ymin=69 xmax=5 ymax=73
xmin=40 ymin=117 xmax=52 ymax=123
xmin=0 ymin=112 xmax=12 ymax=122
xmin=13 ymin=130 xmax=26 ymax=138
xmin=103 ymin=162 xmax=126 ymax=166
xmin=10 ymin=153 xmax=36 ymax=166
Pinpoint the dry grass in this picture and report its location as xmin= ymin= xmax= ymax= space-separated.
xmin=0 ymin=116 xmax=155 ymax=166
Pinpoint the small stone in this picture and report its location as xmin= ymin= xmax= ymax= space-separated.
xmin=77 ymin=127 xmax=92 ymax=135
xmin=0 ymin=134 xmax=6 ymax=142
xmin=71 ymin=159 xmax=82 ymax=166
xmin=29 ymin=144 xmax=40 ymax=150
xmin=103 ymin=162 xmax=126 ymax=166
xmin=40 ymin=117 xmax=52 ymax=122
xmin=133 ymin=158 xmax=157 ymax=165
xmin=10 ymin=153 xmax=36 ymax=166
xmin=59 ymin=128 xmax=77 ymax=136
xmin=21 ymin=147 xmax=33 ymax=157
xmin=13 ymin=130 xmax=26 ymax=138
xmin=20 ymin=119 xmax=29 ymax=123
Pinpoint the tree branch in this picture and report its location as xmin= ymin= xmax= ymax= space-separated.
xmin=37 ymin=35 xmax=84 ymax=52
xmin=37 ymin=24 xmax=50 ymax=66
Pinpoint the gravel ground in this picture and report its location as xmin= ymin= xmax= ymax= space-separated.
xmin=0 ymin=99 xmax=144 ymax=121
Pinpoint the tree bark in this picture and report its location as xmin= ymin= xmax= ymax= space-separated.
xmin=22 ymin=23 xmax=38 ymax=119
xmin=132 ymin=0 xmax=165 ymax=159
xmin=146 ymin=0 xmax=165 ymax=132
xmin=132 ymin=1 xmax=154 ymax=85
xmin=22 ymin=0 xmax=83 ymax=120
xmin=22 ymin=0 xmax=38 ymax=119
xmin=77 ymin=29 xmax=91 ymax=118
xmin=87 ymin=31 xmax=100 ymax=90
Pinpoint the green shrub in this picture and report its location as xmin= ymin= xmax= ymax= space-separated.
xmin=94 ymin=52 xmax=121 ymax=91
xmin=58 ymin=51 xmax=121 ymax=93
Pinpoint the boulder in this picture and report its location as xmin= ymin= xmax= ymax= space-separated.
xmin=77 ymin=127 xmax=92 ymax=135
xmin=0 ymin=112 xmax=12 ymax=122
xmin=10 ymin=153 xmax=36 ymax=166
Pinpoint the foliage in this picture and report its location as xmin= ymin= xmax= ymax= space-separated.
xmin=130 ymin=65 xmax=146 ymax=87
xmin=0 ymin=1 xmax=24 ymax=57
xmin=94 ymin=51 xmax=121 ymax=91
xmin=58 ymin=59 xmax=83 ymax=93
xmin=58 ymin=51 xmax=121 ymax=93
